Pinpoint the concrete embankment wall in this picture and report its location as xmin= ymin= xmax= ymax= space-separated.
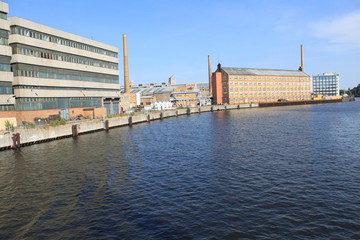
xmin=259 ymin=99 xmax=341 ymax=107
xmin=1 ymin=104 xmax=257 ymax=150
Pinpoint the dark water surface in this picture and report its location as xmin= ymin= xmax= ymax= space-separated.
xmin=1 ymin=101 xmax=360 ymax=239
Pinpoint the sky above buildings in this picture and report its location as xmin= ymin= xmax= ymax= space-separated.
xmin=8 ymin=0 xmax=360 ymax=89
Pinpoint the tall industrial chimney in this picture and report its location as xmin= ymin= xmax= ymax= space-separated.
xmin=208 ymin=55 xmax=212 ymax=92
xmin=299 ymin=45 xmax=305 ymax=72
xmin=123 ymin=34 xmax=130 ymax=93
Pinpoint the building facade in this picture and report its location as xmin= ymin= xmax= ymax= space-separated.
xmin=312 ymin=73 xmax=340 ymax=96
xmin=0 ymin=2 xmax=14 ymax=113
xmin=212 ymin=64 xmax=311 ymax=104
xmin=8 ymin=17 xmax=120 ymax=122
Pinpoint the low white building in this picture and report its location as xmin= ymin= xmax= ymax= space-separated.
xmin=151 ymin=101 xmax=173 ymax=110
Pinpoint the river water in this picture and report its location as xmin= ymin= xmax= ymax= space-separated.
xmin=1 ymin=100 xmax=360 ymax=239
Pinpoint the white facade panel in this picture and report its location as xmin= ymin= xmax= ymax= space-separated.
xmin=9 ymin=17 xmax=118 ymax=52
xmin=9 ymin=35 xmax=118 ymax=63
xmin=11 ymin=54 xmax=119 ymax=76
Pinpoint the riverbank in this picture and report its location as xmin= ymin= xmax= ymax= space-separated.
xmin=1 ymin=98 xmax=353 ymax=151
xmin=0 ymin=103 xmax=257 ymax=150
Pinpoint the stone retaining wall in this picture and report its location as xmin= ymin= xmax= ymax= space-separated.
xmin=0 ymin=104 xmax=254 ymax=150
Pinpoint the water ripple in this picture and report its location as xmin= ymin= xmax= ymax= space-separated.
xmin=1 ymin=101 xmax=360 ymax=239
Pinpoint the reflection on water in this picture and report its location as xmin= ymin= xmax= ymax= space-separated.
xmin=1 ymin=101 xmax=360 ymax=239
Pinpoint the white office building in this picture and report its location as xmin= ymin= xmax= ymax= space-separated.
xmin=312 ymin=73 xmax=340 ymax=96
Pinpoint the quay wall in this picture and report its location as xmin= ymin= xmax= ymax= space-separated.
xmin=0 ymin=100 xmax=337 ymax=150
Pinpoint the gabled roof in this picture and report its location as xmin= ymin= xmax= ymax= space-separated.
xmin=222 ymin=67 xmax=310 ymax=77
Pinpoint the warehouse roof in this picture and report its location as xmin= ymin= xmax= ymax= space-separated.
xmin=221 ymin=67 xmax=310 ymax=77
xmin=196 ymin=82 xmax=209 ymax=89
xmin=128 ymin=86 xmax=177 ymax=95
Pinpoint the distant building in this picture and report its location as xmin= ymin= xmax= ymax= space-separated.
xmin=312 ymin=73 xmax=340 ymax=96
xmin=186 ymin=82 xmax=211 ymax=105
xmin=168 ymin=75 xmax=176 ymax=86
xmin=212 ymin=64 xmax=311 ymax=104
xmin=128 ymin=86 xmax=177 ymax=107
xmin=171 ymin=85 xmax=199 ymax=107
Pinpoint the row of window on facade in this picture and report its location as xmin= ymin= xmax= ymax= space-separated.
xmin=0 ymin=105 xmax=15 ymax=111
xmin=227 ymin=76 xmax=309 ymax=81
xmin=313 ymin=77 xmax=338 ymax=80
xmin=228 ymin=81 xmax=309 ymax=86
xmin=0 ymin=37 xmax=8 ymax=46
xmin=13 ymin=85 xmax=118 ymax=92
xmin=229 ymin=92 xmax=310 ymax=97
xmin=15 ymin=70 xmax=118 ymax=84
xmin=10 ymin=26 xmax=118 ymax=58
xmin=0 ymin=63 xmax=11 ymax=72
xmin=14 ymin=47 xmax=118 ymax=70
xmin=229 ymin=96 xmax=309 ymax=103
xmin=229 ymin=87 xmax=309 ymax=92
xmin=17 ymin=97 xmax=96 ymax=102
xmin=313 ymin=82 xmax=338 ymax=84
xmin=0 ymin=12 xmax=7 ymax=20
xmin=0 ymin=86 xmax=12 ymax=94
xmin=15 ymin=98 xmax=103 ymax=111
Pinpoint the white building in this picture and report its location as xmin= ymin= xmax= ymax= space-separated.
xmin=312 ymin=73 xmax=340 ymax=96
xmin=8 ymin=16 xmax=121 ymax=121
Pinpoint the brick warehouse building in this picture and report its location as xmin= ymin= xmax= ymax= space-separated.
xmin=211 ymin=46 xmax=312 ymax=105
xmin=0 ymin=1 xmax=120 ymax=127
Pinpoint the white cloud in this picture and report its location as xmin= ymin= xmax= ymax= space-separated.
xmin=313 ymin=10 xmax=360 ymax=48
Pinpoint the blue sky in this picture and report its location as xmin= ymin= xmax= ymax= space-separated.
xmin=8 ymin=0 xmax=360 ymax=89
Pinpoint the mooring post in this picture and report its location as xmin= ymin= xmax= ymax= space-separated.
xmin=11 ymin=133 xmax=21 ymax=149
xmin=146 ymin=113 xmax=150 ymax=122
xmin=72 ymin=124 xmax=79 ymax=137
xmin=104 ymin=120 xmax=109 ymax=131
xmin=128 ymin=116 xmax=133 ymax=126
xmin=211 ymin=106 xmax=213 ymax=112
xmin=186 ymin=108 xmax=191 ymax=115
xmin=160 ymin=112 xmax=163 ymax=120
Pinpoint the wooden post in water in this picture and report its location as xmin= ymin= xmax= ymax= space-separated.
xmin=104 ymin=120 xmax=109 ymax=131
xmin=72 ymin=125 xmax=79 ymax=137
xmin=11 ymin=133 xmax=21 ymax=149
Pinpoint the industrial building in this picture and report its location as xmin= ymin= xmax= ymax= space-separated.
xmin=312 ymin=73 xmax=340 ymax=97
xmin=0 ymin=1 xmax=121 ymax=127
xmin=211 ymin=46 xmax=312 ymax=104
xmin=9 ymin=16 xmax=120 ymax=122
